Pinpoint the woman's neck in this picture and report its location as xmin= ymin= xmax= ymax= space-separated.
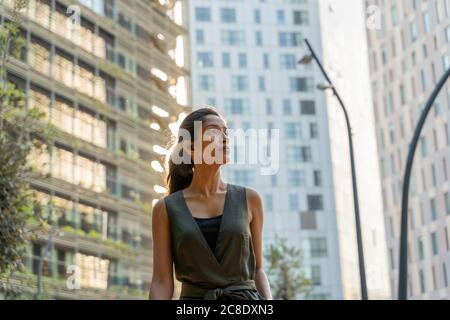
xmin=188 ymin=165 xmax=226 ymax=197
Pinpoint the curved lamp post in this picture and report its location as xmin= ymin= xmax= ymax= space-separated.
xmin=398 ymin=66 xmax=450 ymax=300
xmin=299 ymin=38 xmax=368 ymax=300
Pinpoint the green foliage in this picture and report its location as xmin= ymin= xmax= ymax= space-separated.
xmin=0 ymin=0 xmax=54 ymax=297
xmin=0 ymin=0 xmax=28 ymax=85
xmin=60 ymin=225 xmax=85 ymax=237
xmin=86 ymin=230 xmax=102 ymax=240
xmin=264 ymin=235 xmax=314 ymax=300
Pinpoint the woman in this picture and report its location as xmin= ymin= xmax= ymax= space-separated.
xmin=149 ymin=107 xmax=272 ymax=300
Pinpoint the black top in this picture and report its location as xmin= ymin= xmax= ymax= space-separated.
xmin=194 ymin=215 xmax=223 ymax=254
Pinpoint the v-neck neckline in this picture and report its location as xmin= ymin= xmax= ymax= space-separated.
xmin=179 ymin=183 xmax=231 ymax=268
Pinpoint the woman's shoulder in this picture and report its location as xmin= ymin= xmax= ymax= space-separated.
xmin=233 ymin=184 xmax=262 ymax=202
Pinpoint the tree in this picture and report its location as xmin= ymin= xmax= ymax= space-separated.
xmin=264 ymin=235 xmax=314 ymax=300
xmin=0 ymin=0 xmax=54 ymax=296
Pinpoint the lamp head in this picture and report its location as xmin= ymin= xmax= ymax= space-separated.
xmin=298 ymin=54 xmax=313 ymax=65
xmin=317 ymin=83 xmax=334 ymax=91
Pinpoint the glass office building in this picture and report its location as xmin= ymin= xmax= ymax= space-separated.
xmin=189 ymin=0 xmax=391 ymax=299
xmin=0 ymin=0 xmax=190 ymax=299
xmin=366 ymin=0 xmax=450 ymax=299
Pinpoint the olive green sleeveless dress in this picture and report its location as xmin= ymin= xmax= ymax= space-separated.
xmin=164 ymin=183 xmax=265 ymax=300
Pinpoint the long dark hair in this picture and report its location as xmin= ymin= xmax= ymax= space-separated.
xmin=165 ymin=107 xmax=222 ymax=194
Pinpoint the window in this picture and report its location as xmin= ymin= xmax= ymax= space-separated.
xmin=444 ymin=263 xmax=449 ymax=287
xmin=301 ymin=211 xmax=317 ymax=230
xmin=289 ymin=194 xmax=299 ymax=211
xmin=279 ymin=32 xmax=302 ymax=47
xmin=308 ymin=195 xmax=323 ymax=211
xmin=300 ymin=100 xmax=316 ymax=115
xmin=400 ymin=84 xmax=406 ymax=105
xmin=446 ymin=123 xmax=450 ymax=145
xmin=310 ymin=123 xmax=319 ymax=139
xmin=45 ymin=147 xmax=109 ymax=193
xmin=421 ymin=70 xmax=427 ymax=91
xmin=431 ymin=164 xmax=437 ymax=187
xmin=423 ymin=12 xmax=431 ymax=33
xmin=442 ymin=54 xmax=450 ymax=71
xmin=391 ymin=5 xmax=398 ymax=26
xmin=418 ymin=237 xmax=425 ymax=260
xmin=222 ymin=52 xmax=231 ymax=68
xmin=267 ymin=175 xmax=276 ymax=188
xmin=264 ymin=194 xmax=274 ymax=211
xmin=446 ymin=26 xmax=450 ymax=43
xmin=313 ymin=170 xmax=322 ymax=186
xmin=310 ymin=238 xmax=327 ymax=257
xmin=29 ymin=36 xmax=51 ymax=76
xmin=255 ymin=31 xmax=263 ymax=46
xmin=220 ymin=8 xmax=236 ymax=23
xmin=443 ymin=158 xmax=449 ymax=181
xmin=258 ymin=76 xmax=265 ymax=91
xmin=54 ymin=50 xmax=74 ymax=88
xmin=301 ymin=146 xmax=312 ymax=162
xmin=195 ymin=7 xmax=211 ymax=22
xmin=197 ymin=52 xmax=213 ymax=68
xmin=198 ymin=75 xmax=214 ymax=91
xmin=222 ymin=30 xmax=245 ymax=45
xmin=280 ymin=54 xmax=297 ymax=69
xmin=265 ymin=99 xmax=273 ymax=115
xmin=32 ymin=1 xmax=51 ymax=28
xmin=238 ymin=53 xmax=247 ymax=68
xmin=232 ymin=76 xmax=248 ymax=91
xmin=288 ymin=170 xmax=305 ymax=187
xmin=446 ymin=227 xmax=450 ymax=251
xmin=196 ymin=29 xmax=205 ymax=44
xmin=29 ymin=86 xmax=51 ymax=121
xmin=294 ymin=11 xmax=309 ymax=25
xmin=420 ymin=137 xmax=427 ymax=158
xmin=75 ymin=253 xmax=109 ymax=289
xmin=276 ymin=10 xmax=285 ymax=24
xmin=118 ymin=12 xmax=132 ymax=32
xmin=445 ymin=192 xmax=450 ymax=215
xmin=291 ymin=78 xmax=313 ymax=92
xmin=431 ymin=232 xmax=439 ymax=256
xmin=287 ymin=146 xmax=302 ymax=162
xmin=78 ymin=0 xmax=113 ymax=17
xmin=233 ymin=169 xmax=253 ymax=185
xmin=263 ymin=54 xmax=270 ymax=69
xmin=283 ymin=99 xmax=292 ymax=115
xmin=409 ymin=21 xmax=418 ymax=42
xmin=224 ymin=99 xmax=249 ymax=115
xmin=419 ymin=270 xmax=426 ymax=293
xmin=311 ymin=266 xmax=321 ymax=285
xmin=135 ymin=24 xmax=151 ymax=43
xmin=254 ymin=9 xmax=261 ymax=24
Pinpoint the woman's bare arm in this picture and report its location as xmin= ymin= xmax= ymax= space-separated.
xmin=246 ymin=187 xmax=273 ymax=300
xmin=149 ymin=199 xmax=174 ymax=300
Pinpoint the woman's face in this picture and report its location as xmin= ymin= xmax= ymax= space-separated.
xmin=191 ymin=114 xmax=230 ymax=166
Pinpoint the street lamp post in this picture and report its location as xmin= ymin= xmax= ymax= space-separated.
xmin=298 ymin=38 xmax=368 ymax=300
xmin=398 ymin=66 xmax=450 ymax=300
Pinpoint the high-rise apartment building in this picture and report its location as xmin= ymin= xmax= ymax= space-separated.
xmin=0 ymin=0 xmax=189 ymax=299
xmin=189 ymin=0 xmax=390 ymax=299
xmin=366 ymin=0 xmax=450 ymax=299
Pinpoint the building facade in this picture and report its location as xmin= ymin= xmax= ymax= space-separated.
xmin=189 ymin=0 xmax=390 ymax=299
xmin=366 ymin=0 xmax=450 ymax=299
xmin=1 ymin=0 xmax=189 ymax=299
